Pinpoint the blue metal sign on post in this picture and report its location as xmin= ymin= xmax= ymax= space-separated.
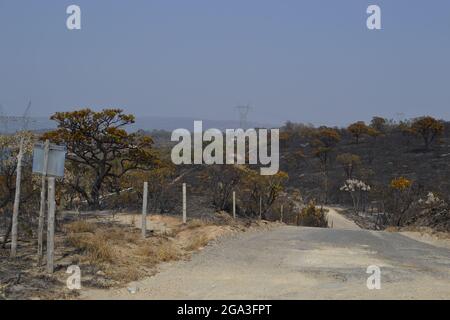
xmin=32 ymin=142 xmax=67 ymax=177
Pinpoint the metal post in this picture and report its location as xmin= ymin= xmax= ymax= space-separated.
xmin=233 ymin=191 xmax=236 ymax=219
xmin=142 ymin=182 xmax=148 ymax=238
xmin=10 ymin=137 xmax=24 ymax=258
xmin=37 ymin=140 xmax=50 ymax=263
xmin=280 ymin=205 xmax=284 ymax=223
xmin=47 ymin=177 xmax=56 ymax=274
xmin=182 ymin=183 xmax=187 ymax=224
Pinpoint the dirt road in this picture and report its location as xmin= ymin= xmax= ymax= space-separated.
xmin=82 ymin=220 xmax=450 ymax=299
xmin=325 ymin=206 xmax=360 ymax=230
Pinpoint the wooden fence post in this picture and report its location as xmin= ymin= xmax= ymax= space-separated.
xmin=182 ymin=183 xmax=187 ymax=224
xmin=37 ymin=140 xmax=50 ymax=263
xmin=233 ymin=191 xmax=236 ymax=219
xmin=10 ymin=137 xmax=24 ymax=258
xmin=46 ymin=177 xmax=56 ymax=274
xmin=142 ymin=182 xmax=148 ymax=238
xmin=259 ymin=196 xmax=262 ymax=221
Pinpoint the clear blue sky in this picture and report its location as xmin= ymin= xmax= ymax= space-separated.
xmin=1 ymin=0 xmax=449 ymax=126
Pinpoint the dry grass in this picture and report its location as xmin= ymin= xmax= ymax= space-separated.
xmin=186 ymin=218 xmax=206 ymax=229
xmin=66 ymin=223 xmax=144 ymax=284
xmin=65 ymin=220 xmax=96 ymax=233
xmin=65 ymin=218 xmax=177 ymax=286
xmin=134 ymin=244 xmax=156 ymax=260
xmin=59 ymin=212 xmax=272 ymax=291
xmin=135 ymin=239 xmax=181 ymax=263
xmin=156 ymin=241 xmax=180 ymax=261
xmin=386 ymin=226 xmax=450 ymax=240
xmin=1 ymin=211 xmax=276 ymax=299
xmin=102 ymin=263 xmax=143 ymax=284
xmin=67 ymin=233 xmax=115 ymax=264
xmin=184 ymin=233 xmax=210 ymax=251
xmin=101 ymin=226 xmax=140 ymax=244
xmin=65 ymin=221 xmax=134 ymax=265
xmin=384 ymin=226 xmax=401 ymax=232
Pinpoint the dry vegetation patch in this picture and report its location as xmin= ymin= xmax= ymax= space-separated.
xmin=61 ymin=213 xmax=238 ymax=288
xmin=385 ymin=225 xmax=450 ymax=249
xmin=184 ymin=233 xmax=210 ymax=251
xmin=1 ymin=211 xmax=281 ymax=300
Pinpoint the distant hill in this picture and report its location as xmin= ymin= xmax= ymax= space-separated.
xmin=0 ymin=116 xmax=277 ymax=134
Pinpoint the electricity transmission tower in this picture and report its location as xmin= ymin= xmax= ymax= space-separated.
xmin=236 ymin=105 xmax=252 ymax=129
xmin=21 ymin=100 xmax=33 ymax=132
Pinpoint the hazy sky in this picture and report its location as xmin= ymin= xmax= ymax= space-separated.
xmin=1 ymin=0 xmax=449 ymax=127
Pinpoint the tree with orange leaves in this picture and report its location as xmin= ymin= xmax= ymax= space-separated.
xmin=42 ymin=109 xmax=158 ymax=208
xmin=312 ymin=127 xmax=341 ymax=203
xmin=347 ymin=121 xmax=370 ymax=144
xmin=411 ymin=116 xmax=444 ymax=150
xmin=388 ymin=177 xmax=416 ymax=226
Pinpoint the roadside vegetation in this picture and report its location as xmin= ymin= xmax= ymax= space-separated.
xmin=280 ymin=116 xmax=449 ymax=231
xmin=295 ymin=202 xmax=328 ymax=228
xmin=1 ymin=108 xmax=449 ymax=299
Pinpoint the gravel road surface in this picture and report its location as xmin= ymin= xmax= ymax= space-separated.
xmin=83 ymin=223 xmax=450 ymax=299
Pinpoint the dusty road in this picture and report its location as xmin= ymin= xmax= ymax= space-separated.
xmin=83 ymin=222 xmax=450 ymax=299
xmin=325 ymin=206 xmax=360 ymax=230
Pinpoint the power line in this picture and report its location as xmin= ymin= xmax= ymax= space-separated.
xmin=0 ymin=100 xmax=36 ymax=134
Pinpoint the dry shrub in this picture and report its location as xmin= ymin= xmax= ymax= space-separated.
xmin=134 ymin=239 xmax=159 ymax=261
xmin=95 ymin=226 xmax=138 ymax=244
xmin=103 ymin=265 xmax=142 ymax=283
xmin=134 ymin=246 xmax=157 ymax=263
xmin=65 ymin=220 xmax=96 ymax=233
xmin=187 ymin=219 xmax=206 ymax=229
xmin=123 ymin=230 xmax=140 ymax=244
xmin=184 ymin=233 xmax=209 ymax=251
xmin=213 ymin=211 xmax=236 ymax=225
xmin=296 ymin=202 xmax=328 ymax=228
xmin=97 ymin=226 xmax=132 ymax=245
xmin=103 ymin=227 xmax=124 ymax=240
xmin=156 ymin=241 xmax=180 ymax=261
xmin=67 ymin=233 xmax=115 ymax=264
xmin=135 ymin=240 xmax=180 ymax=263
xmin=384 ymin=226 xmax=400 ymax=232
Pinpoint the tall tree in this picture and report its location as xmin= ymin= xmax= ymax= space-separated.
xmin=336 ymin=153 xmax=361 ymax=179
xmin=370 ymin=116 xmax=387 ymax=133
xmin=347 ymin=121 xmax=369 ymax=144
xmin=411 ymin=116 xmax=444 ymax=150
xmin=312 ymin=127 xmax=341 ymax=203
xmin=42 ymin=109 xmax=158 ymax=208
